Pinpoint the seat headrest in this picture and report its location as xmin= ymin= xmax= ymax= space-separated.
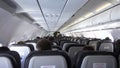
xmin=0 ymin=57 xmax=13 ymax=68
xmin=25 ymin=51 xmax=71 ymax=68
xmin=12 ymin=44 xmax=34 ymax=51
xmin=0 ymin=51 xmax=21 ymax=68
xmin=0 ymin=47 xmax=10 ymax=51
xmin=9 ymin=46 xmax=31 ymax=58
xmin=75 ymin=51 xmax=117 ymax=68
xmin=67 ymin=44 xmax=84 ymax=52
xmin=99 ymin=42 xmax=114 ymax=52
xmin=51 ymin=46 xmax=62 ymax=50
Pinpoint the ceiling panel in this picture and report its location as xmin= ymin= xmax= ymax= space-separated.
xmin=60 ymin=0 xmax=119 ymax=31
xmin=14 ymin=0 xmax=39 ymax=12
xmin=55 ymin=0 xmax=88 ymax=31
xmin=36 ymin=22 xmax=48 ymax=30
xmin=27 ymin=11 xmax=43 ymax=20
xmin=14 ymin=0 xmax=49 ymax=30
xmin=38 ymin=0 xmax=67 ymax=31
xmin=14 ymin=0 xmax=88 ymax=31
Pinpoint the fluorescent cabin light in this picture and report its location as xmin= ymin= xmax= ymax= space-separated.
xmin=71 ymin=21 xmax=79 ymax=25
xmin=96 ymin=3 xmax=112 ymax=12
xmin=72 ymin=18 xmax=85 ymax=25
xmin=84 ymin=13 xmax=94 ymax=18
xmin=61 ymin=17 xmax=85 ymax=31
xmin=117 ymin=0 xmax=119 ymax=1
xmin=33 ymin=18 xmax=43 ymax=20
xmin=78 ymin=18 xmax=85 ymax=21
xmin=16 ymin=10 xmax=40 ymax=13
xmin=63 ymin=17 xmax=85 ymax=30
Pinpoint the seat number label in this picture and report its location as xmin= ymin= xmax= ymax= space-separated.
xmin=93 ymin=63 xmax=106 ymax=68
xmin=41 ymin=65 xmax=55 ymax=68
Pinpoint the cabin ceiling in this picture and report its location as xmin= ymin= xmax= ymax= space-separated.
xmin=13 ymin=0 xmax=88 ymax=31
xmin=2 ymin=0 xmax=119 ymax=32
xmin=59 ymin=0 xmax=120 ymax=31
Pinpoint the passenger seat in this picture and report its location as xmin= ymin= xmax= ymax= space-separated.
xmin=25 ymin=50 xmax=71 ymax=68
xmin=0 ymin=51 xmax=21 ymax=68
xmin=9 ymin=44 xmax=32 ymax=68
xmin=98 ymin=42 xmax=114 ymax=52
xmin=75 ymin=51 xmax=117 ymax=68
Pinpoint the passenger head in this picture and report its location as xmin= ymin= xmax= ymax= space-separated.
xmin=48 ymin=36 xmax=54 ymax=41
xmin=103 ymin=37 xmax=112 ymax=42
xmin=82 ymin=46 xmax=94 ymax=51
xmin=53 ymin=31 xmax=58 ymax=37
xmin=17 ymin=41 xmax=25 ymax=44
xmin=36 ymin=36 xmax=40 ymax=39
xmin=116 ymin=39 xmax=120 ymax=46
xmin=37 ymin=39 xmax=52 ymax=51
xmin=34 ymin=36 xmax=41 ymax=43
xmin=105 ymin=37 xmax=110 ymax=40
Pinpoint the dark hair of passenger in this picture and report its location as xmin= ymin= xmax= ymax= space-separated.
xmin=82 ymin=46 xmax=94 ymax=51
xmin=48 ymin=36 xmax=54 ymax=41
xmin=105 ymin=37 xmax=110 ymax=40
xmin=116 ymin=39 xmax=120 ymax=45
xmin=17 ymin=41 xmax=25 ymax=44
xmin=0 ymin=47 xmax=10 ymax=51
xmin=37 ymin=39 xmax=52 ymax=51
xmin=36 ymin=36 xmax=40 ymax=39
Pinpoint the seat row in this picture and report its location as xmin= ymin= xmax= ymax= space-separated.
xmin=0 ymin=47 xmax=118 ymax=68
xmin=2 ymin=38 xmax=119 ymax=68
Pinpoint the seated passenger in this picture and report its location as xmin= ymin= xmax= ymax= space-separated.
xmin=82 ymin=46 xmax=94 ymax=51
xmin=36 ymin=39 xmax=52 ymax=51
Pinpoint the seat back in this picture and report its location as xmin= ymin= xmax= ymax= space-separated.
xmin=68 ymin=46 xmax=84 ymax=59
xmin=99 ymin=42 xmax=114 ymax=52
xmin=26 ymin=42 xmax=37 ymax=50
xmin=0 ymin=57 xmax=13 ymax=68
xmin=62 ymin=43 xmax=76 ymax=51
xmin=9 ymin=45 xmax=31 ymax=68
xmin=119 ymin=54 xmax=120 ymax=68
xmin=52 ymin=46 xmax=62 ymax=50
xmin=59 ymin=40 xmax=71 ymax=47
xmin=76 ymin=51 xmax=117 ymax=68
xmin=0 ymin=51 xmax=21 ymax=68
xmin=9 ymin=45 xmax=31 ymax=59
xmin=114 ymin=39 xmax=120 ymax=54
xmin=25 ymin=51 xmax=71 ymax=68
xmin=88 ymin=40 xmax=100 ymax=50
xmin=25 ymin=44 xmax=34 ymax=51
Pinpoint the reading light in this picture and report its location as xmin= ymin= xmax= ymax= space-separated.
xmin=95 ymin=3 xmax=112 ymax=12
xmin=84 ymin=13 xmax=94 ymax=18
